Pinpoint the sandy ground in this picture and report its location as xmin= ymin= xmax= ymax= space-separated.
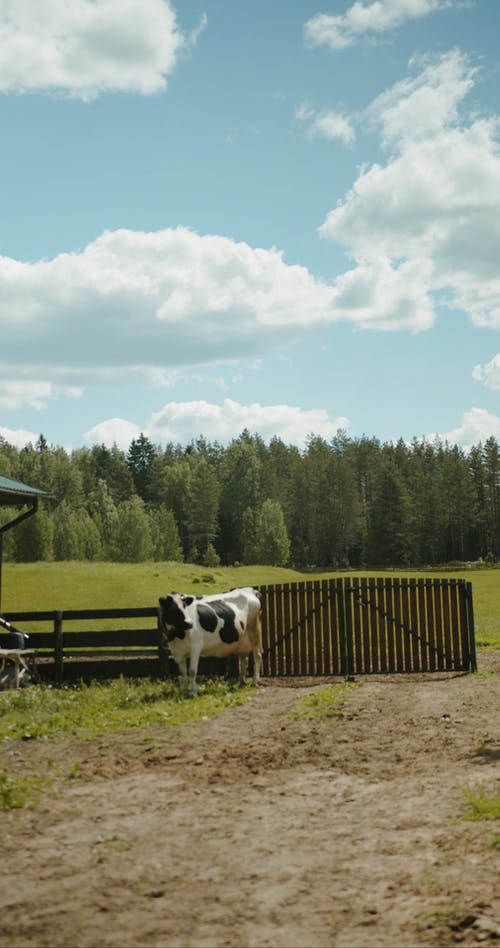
xmin=1 ymin=654 xmax=499 ymax=948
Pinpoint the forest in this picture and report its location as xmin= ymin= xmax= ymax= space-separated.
xmin=0 ymin=430 xmax=499 ymax=569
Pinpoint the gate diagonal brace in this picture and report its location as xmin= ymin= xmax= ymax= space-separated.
xmin=346 ymin=587 xmax=452 ymax=666
xmin=261 ymin=588 xmax=339 ymax=658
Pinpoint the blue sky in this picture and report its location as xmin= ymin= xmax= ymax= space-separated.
xmin=1 ymin=0 xmax=499 ymax=452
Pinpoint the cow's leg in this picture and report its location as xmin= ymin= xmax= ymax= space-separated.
xmin=188 ymin=643 xmax=202 ymax=696
xmin=178 ymin=657 xmax=189 ymax=695
xmin=238 ymin=654 xmax=249 ymax=685
xmin=252 ymin=645 xmax=262 ymax=686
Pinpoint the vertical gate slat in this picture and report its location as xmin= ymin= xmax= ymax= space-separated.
xmin=350 ymin=577 xmax=362 ymax=675
xmin=401 ymin=580 xmax=413 ymax=672
xmin=291 ymin=582 xmax=300 ymax=676
xmin=457 ymin=580 xmax=469 ymax=672
xmin=329 ymin=578 xmax=342 ymax=676
xmin=441 ymin=580 xmax=452 ymax=671
xmin=385 ymin=578 xmax=396 ymax=673
xmin=259 ymin=585 xmax=269 ymax=677
xmin=297 ymin=581 xmax=307 ymax=675
xmin=425 ymin=579 xmax=437 ymax=672
xmin=449 ymin=581 xmax=461 ymax=670
xmin=434 ymin=581 xmax=445 ymax=671
xmin=343 ymin=576 xmax=355 ymax=677
xmin=393 ymin=580 xmax=403 ymax=671
xmin=274 ymin=584 xmax=285 ymax=678
xmin=368 ymin=577 xmax=379 ymax=673
xmin=465 ymin=581 xmax=476 ymax=672
xmin=306 ymin=581 xmax=316 ymax=675
xmin=409 ymin=578 xmax=420 ymax=672
xmin=269 ymin=586 xmax=281 ymax=675
xmin=417 ymin=579 xmax=428 ymax=672
xmin=335 ymin=577 xmax=347 ymax=676
xmin=282 ymin=583 xmax=292 ymax=677
xmin=313 ymin=582 xmax=323 ymax=675
xmin=320 ymin=579 xmax=331 ymax=674
xmin=377 ymin=580 xmax=388 ymax=673
xmin=262 ymin=586 xmax=276 ymax=676
xmin=360 ymin=577 xmax=370 ymax=674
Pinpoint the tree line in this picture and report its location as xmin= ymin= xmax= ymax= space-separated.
xmin=1 ymin=430 xmax=499 ymax=568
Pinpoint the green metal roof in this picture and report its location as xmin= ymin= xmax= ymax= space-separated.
xmin=0 ymin=475 xmax=49 ymax=506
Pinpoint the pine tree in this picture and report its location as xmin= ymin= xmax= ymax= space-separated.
xmin=109 ymin=497 xmax=153 ymax=562
xmin=186 ymin=458 xmax=220 ymax=562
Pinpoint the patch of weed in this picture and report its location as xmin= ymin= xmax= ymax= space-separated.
xmin=0 ymin=773 xmax=44 ymax=810
xmin=0 ymin=677 xmax=254 ymax=743
xmin=463 ymin=788 xmax=500 ymax=821
xmin=285 ymin=680 xmax=362 ymax=721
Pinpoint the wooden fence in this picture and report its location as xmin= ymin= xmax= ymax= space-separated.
xmin=1 ymin=608 xmax=165 ymax=682
xmin=3 ymin=577 xmax=476 ymax=681
xmin=259 ymin=577 xmax=476 ymax=676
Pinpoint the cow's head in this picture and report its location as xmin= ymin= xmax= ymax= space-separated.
xmin=158 ymin=593 xmax=193 ymax=641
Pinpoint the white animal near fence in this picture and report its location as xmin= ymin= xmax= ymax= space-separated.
xmin=158 ymin=586 xmax=263 ymax=695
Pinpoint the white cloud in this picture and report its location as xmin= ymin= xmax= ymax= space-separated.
xmin=81 ymin=399 xmax=349 ymax=450
xmin=304 ymin=1 xmax=460 ymax=51
xmin=320 ymin=50 xmax=500 ymax=332
xmin=0 ymin=380 xmax=82 ymax=410
xmin=147 ymin=398 xmax=349 ymax=447
xmin=434 ymin=408 xmax=500 ymax=450
xmin=84 ymin=418 xmax=142 ymax=451
xmin=368 ymin=49 xmax=476 ymax=147
xmin=296 ymin=104 xmax=355 ymax=144
xmin=0 ymin=0 xmax=187 ymax=99
xmin=473 ymin=355 xmax=500 ymax=390
xmin=330 ymin=254 xmax=435 ymax=331
xmin=0 ymin=227 xmax=341 ymax=390
xmin=0 ymin=426 xmax=39 ymax=449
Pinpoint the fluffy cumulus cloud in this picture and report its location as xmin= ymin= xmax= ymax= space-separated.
xmin=295 ymin=104 xmax=355 ymax=144
xmin=84 ymin=417 xmax=142 ymax=451
xmin=83 ymin=399 xmax=349 ymax=449
xmin=320 ymin=50 xmax=500 ymax=334
xmin=304 ymin=1 xmax=459 ymax=50
xmin=0 ymin=425 xmax=39 ymax=449
xmin=0 ymin=0 xmax=194 ymax=99
xmin=0 ymin=380 xmax=82 ymax=411
xmin=0 ymin=227 xmax=342 ymax=390
xmin=434 ymin=408 xmax=500 ymax=450
xmin=473 ymin=355 xmax=500 ymax=390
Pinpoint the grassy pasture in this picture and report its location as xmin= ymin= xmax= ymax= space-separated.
xmin=2 ymin=560 xmax=499 ymax=649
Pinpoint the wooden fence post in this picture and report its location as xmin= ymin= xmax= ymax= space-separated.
xmin=465 ymin=581 xmax=477 ymax=672
xmin=54 ymin=611 xmax=64 ymax=682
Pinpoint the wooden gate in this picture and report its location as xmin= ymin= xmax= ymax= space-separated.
xmin=258 ymin=577 xmax=476 ymax=677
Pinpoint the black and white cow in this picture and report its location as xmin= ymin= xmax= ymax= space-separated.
xmin=158 ymin=587 xmax=263 ymax=695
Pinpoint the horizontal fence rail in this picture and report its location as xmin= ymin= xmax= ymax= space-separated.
xmin=3 ymin=577 xmax=476 ymax=682
xmin=1 ymin=607 xmax=166 ymax=682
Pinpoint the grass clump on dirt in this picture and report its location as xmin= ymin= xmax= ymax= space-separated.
xmin=286 ymin=680 xmax=361 ymax=721
xmin=0 ymin=773 xmax=43 ymax=810
xmin=463 ymin=788 xmax=500 ymax=821
xmin=0 ymin=677 xmax=254 ymax=743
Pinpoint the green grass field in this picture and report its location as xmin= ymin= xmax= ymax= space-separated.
xmin=2 ymin=560 xmax=499 ymax=649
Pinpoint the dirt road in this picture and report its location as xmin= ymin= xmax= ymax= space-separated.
xmin=1 ymin=654 xmax=499 ymax=948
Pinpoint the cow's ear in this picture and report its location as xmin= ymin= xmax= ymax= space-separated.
xmin=183 ymin=596 xmax=194 ymax=606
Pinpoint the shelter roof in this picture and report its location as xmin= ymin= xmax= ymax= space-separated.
xmin=0 ymin=475 xmax=49 ymax=506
